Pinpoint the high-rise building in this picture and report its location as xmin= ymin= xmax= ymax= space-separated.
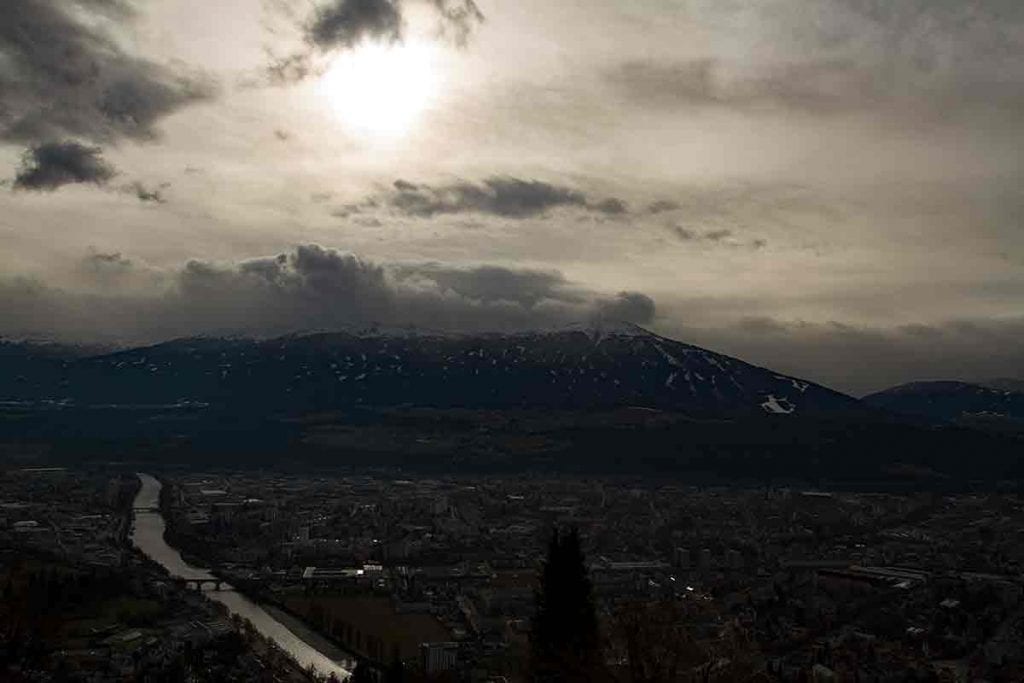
xmin=421 ymin=642 xmax=458 ymax=674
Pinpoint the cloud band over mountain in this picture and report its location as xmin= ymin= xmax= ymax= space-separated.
xmin=0 ymin=245 xmax=656 ymax=343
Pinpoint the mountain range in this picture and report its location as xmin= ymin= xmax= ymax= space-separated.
xmin=2 ymin=323 xmax=860 ymax=416
xmin=2 ymin=324 xmax=1022 ymax=484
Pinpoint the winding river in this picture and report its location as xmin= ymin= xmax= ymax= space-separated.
xmin=130 ymin=473 xmax=351 ymax=680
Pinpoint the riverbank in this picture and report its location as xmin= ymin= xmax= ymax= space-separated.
xmin=262 ymin=603 xmax=356 ymax=671
xmin=131 ymin=473 xmax=351 ymax=680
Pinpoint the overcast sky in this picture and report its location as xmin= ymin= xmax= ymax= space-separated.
xmin=2 ymin=0 xmax=1023 ymax=394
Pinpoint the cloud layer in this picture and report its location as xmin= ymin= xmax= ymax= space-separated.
xmin=0 ymin=0 xmax=215 ymax=194
xmin=612 ymin=0 xmax=1024 ymax=122
xmin=0 ymin=245 xmax=656 ymax=344
xmin=0 ymin=0 xmax=214 ymax=146
xmin=378 ymin=177 xmax=628 ymax=219
xmin=5 ymin=244 xmax=1019 ymax=395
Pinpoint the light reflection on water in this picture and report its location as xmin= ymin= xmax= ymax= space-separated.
xmin=131 ymin=473 xmax=351 ymax=680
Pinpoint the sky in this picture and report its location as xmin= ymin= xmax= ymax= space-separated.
xmin=1 ymin=0 xmax=1023 ymax=395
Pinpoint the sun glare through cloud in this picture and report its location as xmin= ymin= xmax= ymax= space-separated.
xmin=318 ymin=39 xmax=441 ymax=140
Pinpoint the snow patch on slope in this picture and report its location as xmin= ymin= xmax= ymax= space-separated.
xmin=761 ymin=395 xmax=796 ymax=414
xmin=651 ymin=342 xmax=692 ymax=368
xmin=773 ymin=375 xmax=810 ymax=393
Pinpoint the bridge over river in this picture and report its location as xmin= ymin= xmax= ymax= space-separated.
xmin=130 ymin=473 xmax=351 ymax=679
xmin=170 ymin=577 xmax=232 ymax=591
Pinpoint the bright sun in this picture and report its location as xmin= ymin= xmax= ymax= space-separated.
xmin=319 ymin=40 xmax=440 ymax=139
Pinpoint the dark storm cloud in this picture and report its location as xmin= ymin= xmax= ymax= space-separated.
xmin=0 ymin=0 xmax=215 ymax=146
xmin=0 ymin=245 xmax=658 ymax=342
xmin=594 ymin=292 xmax=657 ymax=326
xmin=12 ymin=141 xmax=116 ymax=191
xmin=384 ymin=177 xmax=628 ymax=219
xmin=10 ymin=142 xmax=171 ymax=199
xmin=393 ymin=263 xmax=574 ymax=308
xmin=0 ymin=0 xmax=214 ymax=194
xmin=307 ymin=0 xmax=403 ymax=50
xmin=613 ymin=1 xmax=1024 ymax=119
xmin=305 ymin=0 xmax=483 ymax=50
xmin=264 ymin=0 xmax=482 ymax=84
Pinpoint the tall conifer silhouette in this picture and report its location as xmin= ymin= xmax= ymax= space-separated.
xmin=529 ymin=527 xmax=601 ymax=681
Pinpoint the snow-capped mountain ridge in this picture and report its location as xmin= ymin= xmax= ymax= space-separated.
xmin=2 ymin=325 xmax=861 ymax=416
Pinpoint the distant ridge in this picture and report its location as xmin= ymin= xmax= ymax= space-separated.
xmin=864 ymin=380 xmax=1024 ymax=427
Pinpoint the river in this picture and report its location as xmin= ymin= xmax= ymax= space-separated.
xmin=130 ymin=473 xmax=352 ymax=680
